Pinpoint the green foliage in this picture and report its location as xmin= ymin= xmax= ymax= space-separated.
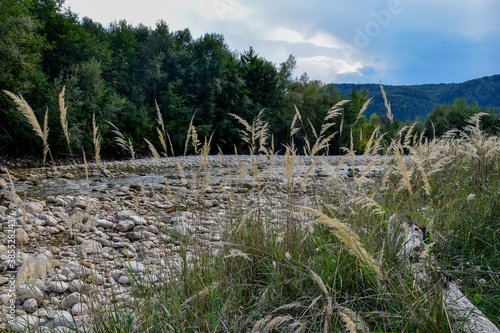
xmin=425 ymin=98 xmax=500 ymax=137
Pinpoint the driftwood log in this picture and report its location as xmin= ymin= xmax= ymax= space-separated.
xmin=388 ymin=214 xmax=499 ymax=333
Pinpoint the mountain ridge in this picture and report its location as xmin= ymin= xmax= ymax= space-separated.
xmin=332 ymin=74 xmax=500 ymax=121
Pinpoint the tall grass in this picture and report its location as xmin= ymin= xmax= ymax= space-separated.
xmin=3 ymin=86 xmax=499 ymax=333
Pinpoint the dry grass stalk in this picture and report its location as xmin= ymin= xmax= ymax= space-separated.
xmin=59 ymin=86 xmax=72 ymax=157
xmin=155 ymin=101 xmax=174 ymax=157
xmin=92 ymin=113 xmax=101 ymax=166
xmin=299 ymin=206 xmax=385 ymax=284
xmin=379 ymin=82 xmax=393 ymax=124
xmin=354 ymin=97 xmax=373 ymax=125
xmin=144 ymin=138 xmax=160 ymax=162
xmin=106 ymin=121 xmax=136 ymax=164
xmin=176 ymin=160 xmax=187 ymax=186
xmin=338 ymin=306 xmax=370 ymax=333
xmin=4 ymin=90 xmax=51 ymax=165
xmin=230 ymin=109 xmax=269 ymax=155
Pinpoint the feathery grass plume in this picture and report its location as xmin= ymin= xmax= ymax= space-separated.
xmin=176 ymin=160 xmax=187 ymax=186
xmin=325 ymin=99 xmax=350 ymax=121
xmin=16 ymin=253 xmax=53 ymax=286
xmin=92 ymin=113 xmax=101 ymax=166
xmin=264 ymin=315 xmax=294 ymax=331
xmin=351 ymin=193 xmax=385 ymax=216
xmin=354 ymin=97 xmax=373 ymax=125
xmin=418 ymin=242 xmax=435 ymax=262
xmin=155 ymin=101 xmax=175 ymax=156
xmin=299 ymin=206 xmax=385 ymax=284
xmin=392 ymin=144 xmax=413 ymax=196
xmin=82 ymin=148 xmax=89 ymax=185
xmin=156 ymin=127 xmax=167 ymax=156
xmin=230 ymin=109 xmax=269 ymax=155
xmin=379 ymin=82 xmax=393 ymax=124
xmin=222 ymin=249 xmax=251 ymax=261
xmin=310 ymin=270 xmax=333 ymax=328
xmin=144 ymin=138 xmax=160 ymax=162
xmin=362 ymin=126 xmax=385 ymax=156
xmin=184 ymin=111 xmax=198 ymax=156
xmin=251 ymin=316 xmax=272 ymax=333
xmin=338 ymin=306 xmax=370 ymax=333
xmin=106 ymin=121 xmax=135 ymax=162
xmin=58 ymin=86 xmax=73 ymax=157
xmin=4 ymin=90 xmax=51 ymax=165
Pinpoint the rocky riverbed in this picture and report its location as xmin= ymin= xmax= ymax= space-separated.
xmin=0 ymin=155 xmax=379 ymax=332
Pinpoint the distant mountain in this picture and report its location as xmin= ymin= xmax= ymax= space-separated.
xmin=333 ymin=74 xmax=500 ymax=121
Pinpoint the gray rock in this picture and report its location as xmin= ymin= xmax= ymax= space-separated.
xmin=126 ymin=231 xmax=144 ymax=240
xmin=173 ymin=221 xmax=195 ymax=241
xmin=46 ymin=310 xmax=74 ymax=328
xmin=117 ymin=275 xmax=131 ymax=285
xmin=114 ymin=210 xmax=136 ymax=221
xmin=23 ymin=298 xmax=39 ymax=312
xmin=39 ymin=213 xmax=57 ymax=226
xmin=71 ymin=302 xmax=90 ymax=315
xmin=48 ymin=281 xmax=69 ymax=293
xmin=0 ymin=178 xmax=7 ymax=190
xmin=15 ymin=228 xmax=29 ymax=245
xmin=79 ymin=239 xmax=102 ymax=254
xmin=25 ymin=201 xmax=44 ymax=215
xmin=96 ymin=219 xmax=113 ymax=228
xmin=17 ymin=284 xmax=44 ymax=301
xmin=115 ymin=220 xmax=135 ymax=232
xmin=123 ymin=261 xmax=146 ymax=273
xmin=60 ymin=292 xmax=83 ymax=309
xmin=9 ymin=315 xmax=39 ymax=332
xmin=68 ymin=279 xmax=91 ymax=293
xmin=129 ymin=215 xmax=146 ymax=225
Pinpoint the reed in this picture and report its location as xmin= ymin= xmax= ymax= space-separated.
xmin=4 ymin=90 xmax=52 ymax=166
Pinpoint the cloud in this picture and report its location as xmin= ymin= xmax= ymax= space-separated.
xmin=296 ymin=56 xmax=364 ymax=83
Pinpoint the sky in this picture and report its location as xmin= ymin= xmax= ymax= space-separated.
xmin=63 ymin=0 xmax=500 ymax=85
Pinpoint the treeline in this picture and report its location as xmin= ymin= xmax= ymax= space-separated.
xmin=1 ymin=0 xmax=499 ymax=159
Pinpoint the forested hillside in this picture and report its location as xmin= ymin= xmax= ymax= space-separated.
xmin=1 ymin=0 xmax=499 ymax=158
xmin=334 ymin=74 xmax=500 ymax=121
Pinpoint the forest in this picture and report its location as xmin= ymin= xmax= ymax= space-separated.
xmin=1 ymin=0 xmax=499 ymax=158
